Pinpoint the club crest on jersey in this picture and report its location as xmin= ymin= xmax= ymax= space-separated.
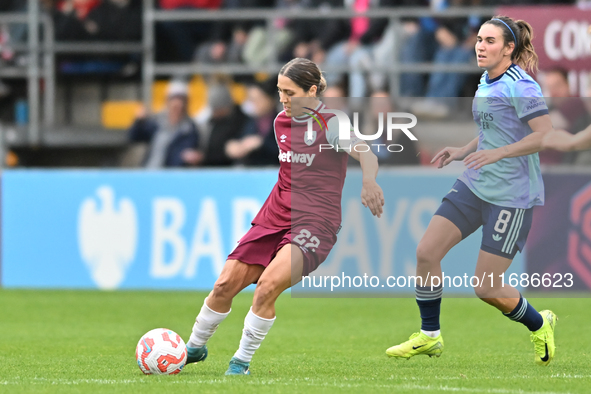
xmin=303 ymin=106 xmax=327 ymax=146
xmin=304 ymin=129 xmax=317 ymax=146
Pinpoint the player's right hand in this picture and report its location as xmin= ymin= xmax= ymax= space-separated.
xmin=361 ymin=179 xmax=385 ymax=218
xmin=431 ymin=147 xmax=463 ymax=168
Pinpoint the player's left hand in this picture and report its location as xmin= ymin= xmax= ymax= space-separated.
xmin=361 ymin=179 xmax=385 ymax=218
xmin=464 ymin=148 xmax=505 ymax=170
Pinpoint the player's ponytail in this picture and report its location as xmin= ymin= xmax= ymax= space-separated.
xmin=514 ymin=19 xmax=538 ymax=74
xmin=317 ymin=74 xmax=327 ymax=96
xmin=486 ymin=16 xmax=539 ymax=74
xmin=279 ymin=58 xmax=326 ymax=96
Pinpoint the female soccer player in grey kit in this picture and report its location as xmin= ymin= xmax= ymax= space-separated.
xmin=387 ymin=16 xmax=558 ymax=366
xmin=182 ymin=58 xmax=385 ymax=375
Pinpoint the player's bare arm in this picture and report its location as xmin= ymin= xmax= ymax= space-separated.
xmin=465 ymin=115 xmax=552 ymax=170
xmin=349 ymin=141 xmax=384 ymax=218
xmin=542 ymin=25 xmax=591 ymax=151
xmin=432 ymin=137 xmax=478 ymax=169
xmin=543 ymin=124 xmax=591 ymax=152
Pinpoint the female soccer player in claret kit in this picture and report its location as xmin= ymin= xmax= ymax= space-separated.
xmin=182 ymin=58 xmax=385 ymax=375
xmin=386 ymin=16 xmax=558 ymax=366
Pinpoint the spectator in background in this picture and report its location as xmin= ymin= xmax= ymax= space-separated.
xmin=322 ymin=0 xmax=431 ymax=97
xmin=543 ymin=67 xmax=590 ymax=133
xmin=52 ymin=0 xmax=101 ymax=41
xmin=346 ymin=0 xmax=423 ymax=97
xmin=0 ymin=26 xmax=12 ymax=98
xmin=429 ymin=18 xmax=476 ymax=95
xmin=129 ymin=80 xmax=203 ymax=168
xmin=158 ymin=0 xmax=222 ymax=62
xmin=399 ymin=0 xmax=479 ymax=98
xmin=194 ymin=0 xmax=275 ymax=64
xmin=322 ymin=82 xmax=353 ymax=119
xmin=279 ymin=0 xmax=347 ymax=65
xmin=84 ymin=0 xmax=142 ymax=41
xmin=225 ymin=79 xmax=279 ymax=166
xmin=0 ymin=0 xmax=25 ymax=101
xmin=201 ymin=83 xmax=249 ymax=166
xmin=398 ymin=15 xmax=437 ymax=97
xmin=50 ymin=0 xmax=142 ymax=75
xmin=362 ymin=91 xmax=420 ymax=165
xmin=322 ymin=0 xmax=376 ymax=94
xmin=240 ymin=0 xmax=293 ymax=67
xmin=2 ymin=0 xmax=27 ymax=46
xmin=540 ymin=67 xmax=590 ymax=164
xmin=323 ymin=83 xmax=346 ymax=98
xmin=411 ymin=17 xmax=476 ymax=117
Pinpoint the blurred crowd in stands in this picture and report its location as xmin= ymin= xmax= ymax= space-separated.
xmin=127 ymin=68 xmax=591 ymax=169
xmin=0 ymin=0 xmax=589 ymax=168
xmin=129 ymin=77 xmax=288 ymax=168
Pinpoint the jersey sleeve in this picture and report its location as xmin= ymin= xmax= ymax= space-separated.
xmin=510 ymin=79 xmax=549 ymax=123
xmin=325 ymin=116 xmax=363 ymax=151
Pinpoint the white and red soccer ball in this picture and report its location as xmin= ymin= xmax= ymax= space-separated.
xmin=136 ymin=328 xmax=187 ymax=375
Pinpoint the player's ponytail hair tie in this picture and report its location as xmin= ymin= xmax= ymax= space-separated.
xmin=492 ymin=18 xmax=518 ymax=47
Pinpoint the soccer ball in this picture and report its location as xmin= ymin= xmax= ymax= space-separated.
xmin=136 ymin=328 xmax=187 ymax=375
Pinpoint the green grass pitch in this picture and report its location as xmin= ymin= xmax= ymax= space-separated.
xmin=0 ymin=289 xmax=589 ymax=393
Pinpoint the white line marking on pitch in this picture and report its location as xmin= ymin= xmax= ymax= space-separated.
xmin=401 ymin=384 xmax=572 ymax=394
xmin=0 ymin=376 xmax=585 ymax=394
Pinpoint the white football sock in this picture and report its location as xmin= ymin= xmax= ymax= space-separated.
xmin=187 ymin=298 xmax=230 ymax=348
xmin=421 ymin=329 xmax=441 ymax=338
xmin=233 ymin=308 xmax=276 ymax=363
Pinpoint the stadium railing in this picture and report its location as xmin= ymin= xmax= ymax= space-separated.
xmin=143 ymin=2 xmax=496 ymax=107
xmin=0 ymin=1 xmax=496 ymax=151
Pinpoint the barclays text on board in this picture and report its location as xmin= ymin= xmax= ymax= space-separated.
xmin=1 ymin=169 xmax=523 ymax=292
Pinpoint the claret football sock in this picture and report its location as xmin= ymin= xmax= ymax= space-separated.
xmin=188 ymin=298 xmax=230 ymax=348
xmin=233 ymin=308 xmax=276 ymax=363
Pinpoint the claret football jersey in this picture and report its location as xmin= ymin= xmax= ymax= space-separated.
xmin=252 ymin=101 xmax=356 ymax=234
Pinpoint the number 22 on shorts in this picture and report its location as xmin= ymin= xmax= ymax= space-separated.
xmin=293 ymin=229 xmax=321 ymax=252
